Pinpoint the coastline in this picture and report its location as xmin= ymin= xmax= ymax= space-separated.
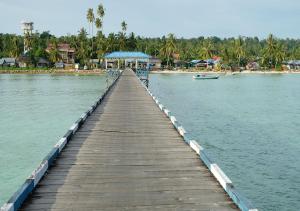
xmin=151 ymin=69 xmax=300 ymax=74
xmin=0 ymin=69 xmax=106 ymax=75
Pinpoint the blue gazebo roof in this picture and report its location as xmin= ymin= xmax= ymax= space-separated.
xmin=105 ymin=51 xmax=150 ymax=59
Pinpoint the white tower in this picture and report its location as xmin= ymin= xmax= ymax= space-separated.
xmin=21 ymin=21 xmax=34 ymax=54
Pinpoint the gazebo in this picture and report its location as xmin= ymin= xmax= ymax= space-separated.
xmin=104 ymin=51 xmax=150 ymax=69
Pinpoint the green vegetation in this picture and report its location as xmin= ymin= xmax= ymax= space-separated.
xmin=1 ymin=3 xmax=300 ymax=70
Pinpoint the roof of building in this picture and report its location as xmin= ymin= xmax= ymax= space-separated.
xmin=0 ymin=58 xmax=16 ymax=65
xmin=105 ymin=51 xmax=150 ymax=59
xmin=37 ymin=58 xmax=50 ymax=64
xmin=46 ymin=43 xmax=75 ymax=53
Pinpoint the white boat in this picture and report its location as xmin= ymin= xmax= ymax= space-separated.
xmin=193 ymin=74 xmax=219 ymax=80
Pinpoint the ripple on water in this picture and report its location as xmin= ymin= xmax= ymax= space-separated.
xmin=149 ymin=73 xmax=300 ymax=211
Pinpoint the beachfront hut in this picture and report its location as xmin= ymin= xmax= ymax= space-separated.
xmin=149 ymin=57 xmax=162 ymax=70
xmin=0 ymin=58 xmax=17 ymax=67
xmin=174 ymin=60 xmax=187 ymax=69
xmin=37 ymin=58 xmax=50 ymax=68
xmin=104 ymin=51 xmax=150 ymax=70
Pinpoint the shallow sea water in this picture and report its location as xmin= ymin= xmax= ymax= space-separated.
xmin=149 ymin=73 xmax=300 ymax=211
xmin=0 ymin=74 xmax=107 ymax=205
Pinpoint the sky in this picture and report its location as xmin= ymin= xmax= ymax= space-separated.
xmin=0 ymin=0 xmax=299 ymax=39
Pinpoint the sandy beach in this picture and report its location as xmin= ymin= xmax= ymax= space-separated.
xmin=151 ymin=69 xmax=300 ymax=74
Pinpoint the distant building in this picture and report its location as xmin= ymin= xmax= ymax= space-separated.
xmin=285 ymin=60 xmax=300 ymax=70
xmin=37 ymin=58 xmax=50 ymax=68
xmin=246 ymin=62 xmax=260 ymax=70
xmin=174 ymin=59 xmax=187 ymax=69
xmin=0 ymin=58 xmax=17 ymax=67
xmin=46 ymin=43 xmax=75 ymax=64
xmin=149 ymin=57 xmax=162 ymax=70
xmin=18 ymin=55 xmax=32 ymax=68
xmin=104 ymin=51 xmax=150 ymax=69
xmin=89 ymin=59 xmax=100 ymax=69
xmin=54 ymin=62 xmax=65 ymax=69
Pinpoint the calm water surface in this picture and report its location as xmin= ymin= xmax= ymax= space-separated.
xmin=0 ymin=74 xmax=107 ymax=205
xmin=149 ymin=73 xmax=300 ymax=211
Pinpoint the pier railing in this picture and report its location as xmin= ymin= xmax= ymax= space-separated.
xmin=0 ymin=70 xmax=122 ymax=211
xmin=136 ymin=73 xmax=258 ymax=211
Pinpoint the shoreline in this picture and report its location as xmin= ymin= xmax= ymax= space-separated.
xmin=1 ymin=69 xmax=300 ymax=75
xmin=151 ymin=70 xmax=300 ymax=74
xmin=0 ymin=69 xmax=106 ymax=75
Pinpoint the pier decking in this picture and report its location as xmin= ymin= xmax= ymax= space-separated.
xmin=20 ymin=70 xmax=238 ymax=211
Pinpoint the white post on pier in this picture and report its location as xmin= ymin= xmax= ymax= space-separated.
xmin=118 ymin=59 xmax=120 ymax=69
xmin=105 ymin=59 xmax=108 ymax=69
xmin=136 ymin=59 xmax=138 ymax=69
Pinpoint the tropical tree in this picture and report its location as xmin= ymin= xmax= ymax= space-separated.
xmin=121 ymin=21 xmax=128 ymax=34
xmin=119 ymin=21 xmax=128 ymax=50
xmin=10 ymin=36 xmax=21 ymax=58
xmin=199 ymin=40 xmax=213 ymax=60
xmin=87 ymin=8 xmax=95 ymax=57
xmin=87 ymin=8 xmax=95 ymax=37
xmin=47 ymin=39 xmax=60 ymax=63
xmin=261 ymin=34 xmax=285 ymax=68
xmin=76 ymin=28 xmax=89 ymax=64
xmin=97 ymin=4 xmax=105 ymax=21
xmin=161 ymin=33 xmax=177 ymax=67
xmin=234 ymin=36 xmax=246 ymax=67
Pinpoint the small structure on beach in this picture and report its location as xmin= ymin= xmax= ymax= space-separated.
xmin=246 ymin=61 xmax=260 ymax=70
xmin=0 ymin=58 xmax=17 ymax=67
xmin=18 ymin=55 xmax=32 ymax=68
xmin=149 ymin=57 xmax=162 ymax=70
xmin=37 ymin=58 xmax=50 ymax=68
xmin=104 ymin=51 xmax=150 ymax=69
xmin=284 ymin=60 xmax=300 ymax=70
xmin=89 ymin=59 xmax=100 ymax=69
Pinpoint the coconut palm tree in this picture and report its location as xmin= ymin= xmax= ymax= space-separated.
xmin=161 ymin=34 xmax=177 ymax=67
xmin=121 ymin=21 xmax=128 ymax=34
xmin=87 ymin=8 xmax=95 ymax=57
xmin=118 ymin=21 xmax=128 ymax=50
xmin=97 ymin=4 xmax=105 ymax=19
xmin=199 ymin=40 xmax=213 ymax=60
xmin=87 ymin=8 xmax=95 ymax=37
xmin=10 ymin=36 xmax=21 ymax=58
xmin=95 ymin=18 xmax=102 ymax=31
xmin=262 ymin=34 xmax=282 ymax=68
xmin=275 ymin=43 xmax=286 ymax=68
xmin=47 ymin=39 xmax=60 ymax=63
xmin=234 ymin=36 xmax=245 ymax=67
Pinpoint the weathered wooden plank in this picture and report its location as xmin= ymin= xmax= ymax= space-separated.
xmin=20 ymin=70 xmax=238 ymax=211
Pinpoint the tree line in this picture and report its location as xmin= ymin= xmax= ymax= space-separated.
xmin=1 ymin=3 xmax=300 ymax=69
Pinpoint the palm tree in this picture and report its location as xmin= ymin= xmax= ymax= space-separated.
xmin=119 ymin=21 xmax=128 ymax=50
xmin=121 ymin=21 xmax=128 ymax=34
xmin=163 ymin=34 xmax=177 ymax=67
xmin=48 ymin=40 xmax=60 ymax=63
xmin=10 ymin=36 xmax=21 ymax=58
xmin=234 ymin=36 xmax=245 ymax=67
xmin=87 ymin=8 xmax=95 ymax=57
xmin=262 ymin=34 xmax=283 ymax=68
xmin=97 ymin=4 xmax=105 ymax=19
xmin=199 ymin=40 xmax=213 ymax=60
xmin=87 ymin=8 xmax=95 ymax=37
xmin=275 ymin=43 xmax=286 ymax=68
xmin=95 ymin=18 xmax=102 ymax=31
xmin=76 ymin=28 xmax=89 ymax=65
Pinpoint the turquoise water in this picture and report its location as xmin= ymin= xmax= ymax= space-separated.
xmin=0 ymin=74 xmax=107 ymax=205
xmin=149 ymin=73 xmax=300 ymax=211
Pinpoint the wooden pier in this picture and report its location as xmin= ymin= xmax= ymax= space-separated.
xmin=19 ymin=70 xmax=239 ymax=210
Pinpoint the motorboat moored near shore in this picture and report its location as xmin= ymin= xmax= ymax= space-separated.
xmin=193 ymin=74 xmax=219 ymax=80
